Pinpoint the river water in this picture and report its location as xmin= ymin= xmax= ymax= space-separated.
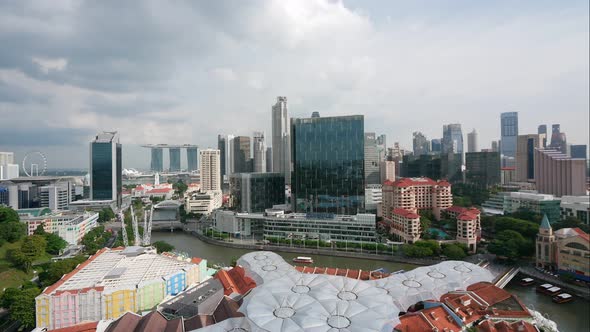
xmin=151 ymin=231 xmax=589 ymax=331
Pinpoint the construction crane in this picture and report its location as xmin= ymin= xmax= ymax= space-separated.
xmin=143 ymin=205 xmax=154 ymax=245
xmin=142 ymin=209 xmax=148 ymax=245
xmin=119 ymin=210 xmax=129 ymax=247
xmin=130 ymin=205 xmax=140 ymax=246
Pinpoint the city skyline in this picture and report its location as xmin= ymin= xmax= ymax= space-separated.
xmin=0 ymin=1 xmax=588 ymax=169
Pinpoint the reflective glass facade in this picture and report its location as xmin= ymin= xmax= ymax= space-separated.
xmin=230 ymin=173 xmax=285 ymax=213
xmin=91 ymin=143 xmax=113 ymax=200
xmin=150 ymin=148 xmax=163 ymax=172
xmin=169 ymin=148 xmax=181 ymax=172
xmin=187 ymin=147 xmax=199 ymax=171
xmin=291 ymin=115 xmax=365 ymax=214
xmin=501 ymin=112 xmax=518 ymax=167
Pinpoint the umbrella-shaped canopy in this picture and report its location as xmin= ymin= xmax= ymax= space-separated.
xmin=237 ymin=251 xmax=296 ymax=285
xmin=193 ymin=317 xmax=268 ymax=332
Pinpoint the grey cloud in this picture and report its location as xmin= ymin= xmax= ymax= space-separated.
xmin=0 ymin=125 xmax=92 ymax=147
xmin=0 ymin=80 xmax=49 ymax=104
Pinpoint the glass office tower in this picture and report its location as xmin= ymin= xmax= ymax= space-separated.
xmin=500 ymin=112 xmax=518 ymax=167
xmin=229 ymin=173 xmax=285 ymax=213
xmin=291 ymin=114 xmax=365 ymax=214
xmin=90 ymin=132 xmax=122 ymax=207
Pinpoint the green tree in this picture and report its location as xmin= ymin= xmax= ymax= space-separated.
xmin=173 ymin=179 xmax=188 ymax=196
xmin=8 ymin=287 xmax=40 ymax=328
xmin=494 ymin=217 xmax=539 ymax=238
xmin=11 ymin=235 xmax=47 ymax=271
xmin=402 ymin=244 xmax=434 ymax=257
xmin=415 ymin=240 xmax=441 ymax=255
xmin=152 ymin=241 xmax=175 ymax=253
xmin=34 ymin=223 xmax=47 ymax=235
xmin=39 ymin=256 xmax=87 ymax=287
xmin=1 ymin=287 xmax=21 ymax=308
xmin=442 ymin=244 xmax=467 ymax=259
xmin=487 ymin=230 xmax=532 ymax=260
xmin=98 ymin=208 xmax=115 ymax=223
xmin=44 ymin=233 xmax=68 ymax=255
xmin=0 ymin=206 xmax=19 ymax=223
xmin=0 ymin=221 xmax=27 ymax=243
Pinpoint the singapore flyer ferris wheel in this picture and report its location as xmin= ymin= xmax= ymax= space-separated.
xmin=22 ymin=151 xmax=47 ymax=177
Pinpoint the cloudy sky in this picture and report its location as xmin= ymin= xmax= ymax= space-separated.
xmin=0 ymin=0 xmax=588 ymax=170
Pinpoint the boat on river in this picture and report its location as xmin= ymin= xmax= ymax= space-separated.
xmin=536 ymin=283 xmax=553 ymax=293
xmin=553 ymin=293 xmax=574 ymax=304
xmin=293 ymin=256 xmax=314 ymax=264
xmin=544 ymin=286 xmax=562 ymax=296
xmin=520 ymin=278 xmax=535 ymax=286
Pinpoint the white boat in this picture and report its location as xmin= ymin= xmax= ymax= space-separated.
xmin=553 ymin=293 xmax=573 ymax=303
xmin=292 ymin=256 xmax=313 ymax=264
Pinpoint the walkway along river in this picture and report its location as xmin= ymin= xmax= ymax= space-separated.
xmin=151 ymin=231 xmax=589 ymax=331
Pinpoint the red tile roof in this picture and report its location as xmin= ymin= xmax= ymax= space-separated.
xmin=215 ymin=266 xmax=256 ymax=296
xmin=392 ymin=208 xmax=420 ymax=219
xmin=50 ymin=322 xmax=98 ymax=332
xmin=295 ymin=266 xmax=390 ymax=280
xmin=458 ymin=212 xmax=478 ymax=221
xmin=146 ymin=188 xmax=173 ymax=194
xmin=573 ymin=227 xmax=590 ymax=242
xmin=396 ymin=306 xmax=461 ymax=332
xmin=476 ymin=319 xmax=537 ymax=332
xmin=389 ymin=177 xmax=438 ymax=187
xmin=191 ymin=257 xmax=203 ymax=264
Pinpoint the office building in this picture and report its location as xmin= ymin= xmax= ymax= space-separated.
xmin=0 ymin=163 xmax=19 ymax=180
xmin=538 ymin=125 xmax=548 ymax=147
xmin=380 ymin=160 xmax=396 ymax=184
xmin=412 ymin=132 xmax=430 ymax=156
xmin=560 ymin=196 xmax=590 ymax=224
xmin=440 ymin=153 xmax=463 ymax=183
xmin=430 ymin=139 xmax=442 ymax=153
xmin=491 ymin=140 xmax=499 ymax=152
xmin=265 ymin=147 xmax=272 ymax=174
xmin=187 ymin=147 xmax=199 ymax=171
xmin=39 ymin=182 xmax=74 ymax=210
xmin=465 ymin=152 xmax=500 ymax=187
xmin=500 ymin=112 xmax=518 ymax=167
xmin=185 ymin=191 xmax=222 ymax=215
xmin=365 ymin=184 xmax=382 ymax=213
xmin=218 ymin=134 xmax=235 ymax=182
xmin=271 ymin=96 xmax=291 ymax=184
xmin=252 ymin=131 xmax=266 ymax=173
xmin=376 ymin=134 xmax=387 ymax=162
xmin=232 ymin=136 xmax=251 ymax=174
xmin=229 ymin=173 xmax=285 ymax=213
xmin=516 ymin=134 xmax=545 ymax=182
xmin=364 ymin=132 xmax=380 ymax=185
xmin=35 ymin=247 xmax=207 ymax=330
xmin=534 ymin=148 xmax=586 ymax=196
xmin=550 ymin=124 xmax=567 ymax=153
xmin=381 ymin=177 xmax=452 ymax=221
xmin=467 ymin=129 xmax=478 ymax=153
xmin=442 ymin=124 xmax=463 ymax=154
xmin=0 ymin=151 xmax=14 ymax=166
xmin=19 ymin=210 xmax=98 ymax=245
xmin=570 ymin=144 xmax=587 ymax=159
xmin=401 ymin=154 xmax=463 ymax=182
xmin=199 ymin=149 xmax=221 ymax=191
xmin=90 ymin=132 xmax=122 ymax=207
xmin=536 ymin=219 xmax=589 ymax=282
xmin=504 ymin=192 xmax=562 ymax=223
xmin=169 ymin=148 xmax=181 ymax=172
xmin=291 ymin=114 xmax=365 ymax=214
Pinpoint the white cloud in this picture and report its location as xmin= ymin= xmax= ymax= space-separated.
xmin=209 ymin=67 xmax=238 ymax=82
xmin=31 ymin=56 xmax=68 ymax=74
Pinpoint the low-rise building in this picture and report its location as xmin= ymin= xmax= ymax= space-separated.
xmin=389 ymin=208 xmax=420 ymax=243
xmin=364 ymin=184 xmax=382 ymax=213
xmin=185 ymin=191 xmax=222 ymax=215
xmin=382 ymin=177 xmax=452 ymax=221
xmin=444 ymin=206 xmax=482 ymax=252
xmin=504 ymin=191 xmax=561 ymax=223
xmin=560 ymin=195 xmax=590 ymax=224
xmin=19 ymin=210 xmax=99 ymax=245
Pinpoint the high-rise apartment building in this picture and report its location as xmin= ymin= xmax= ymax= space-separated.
xmin=538 ymin=125 xmax=548 ymax=147
xmin=442 ymin=124 xmax=463 ymax=154
xmin=252 ymin=132 xmax=266 ymax=173
xmin=500 ymin=112 xmax=518 ymax=167
xmin=465 ymin=152 xmax=500 ymax=188
xmin=534 ymin=148 xmax=586 ymax=197
xmin=381 ymin=177 xmax=452 ymax=221
xmin=412 ymin=132 xmax=430 ymax=156
xmin=271 ymin=96 xmax=291 ymax=184
xmin=150 ymin=148 xmax=163 ymax=172
xmin=0 ymin=151 xmax=16 ymax=180
xmin=187 ymin=147 xmax=199 ymax=171
xmin=291 ymin=114 xmax=365 ymax=214
xmin=40 ymin=182 xmax=74 ymax=210
xmin=199 ymin=149 xmax=221 ymax=191
xmin=516 ymin=134 xmax=545 ymax=182
xmin=364 ymin=132 xmax=380 ymax=185
xmin=467 ymin=129 xmax=478 ymax=153
xmin=0 ymin=152 xmax=14 ymax=167
xmin=90 ymin=132 xmax=122 ymax=207
xmin=232 ymin=136 xmax=251 ymax=173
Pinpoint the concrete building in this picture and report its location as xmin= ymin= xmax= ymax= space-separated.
xmin=534 ymin=148 xmax=586 ymax=196
xmin=364 ymin=132 xmax=380 ymax=185
xmin=442 ymin=124 xmax=463 ymax=154
xmin=491 ymin=140 xmax=499 ymax=152
xmin=467 ymin=129 xmax=478 ymax=153
xmin=39 ymin=182 xmax=75 ymax=210
xmin=379 ymin=160 xmax=395 ymax=184
xmin=538 ymin=124 xmax=548 ymax=147
xmin=142 ymin=144 xmax=199 ymax=173
xmin=504 ymin=191 xmax=562 ymax=223
xmin=229 ymin=173 xmax=285 ymax=213
xmin=560 ymin=196 xmax=590 ymax=224
xmin=364 ymin=184 xmax=382 ymax=213
xmin=90 ymin=132 xmax=122 ymax=207
xmin=549 ymin=124 xmax=567 ymax=153
xmin=0 ymin=163 xmax=19 ymax=180
xmin=217 ymin=134 xmax=234 ymax=182
xmin=19 ymin=210 xmax=98 ymax=245
xmin=150 ymin=147 xmax=163 ymax=172
xmin=516 ymin=134 xmax=545 ymax=182
xmin=185 ymin=191 xmax=222 ymax=215
xmin=412 ymin=132 xmax=430 ymax=156
xmin=232 ymin=136 xmax=251 ymax=174
xmin=500 ymin=112 xmax=518 ymax=167
xmin=389 ymin=208 xmax=421 ymax=243
xmin=35 ymin=247 xmax=207 ymax=330
xmin=271 ymin=96 xmax=291 ymax=184
xmin=465 ymin=152 xmax=500 ymax=188
xmin=430 ymin=139 xmax=442 ymax=153
xmin=265 ymin=147 xmax=272 ymax=174
xmin=536 ymin=218 xmax=589 ymax=282
xmin=570 ymin=144 xmax=587 ymax=159
xmin=252 ymin=131 xmax=266 ymax=173
xmin=0 ymin=151 xmax=14 ymax=166
xmin=381 ymin=177 xmax=452 ymax=221
xmin=199 ymin=149 xmax=221 ymax=192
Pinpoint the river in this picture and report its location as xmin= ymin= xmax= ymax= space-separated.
xmin=151 ymin=231 xmax=589 ymax=331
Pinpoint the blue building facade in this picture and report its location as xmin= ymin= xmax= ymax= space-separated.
xmin=164 ymin=271 xmax=187 ymax=296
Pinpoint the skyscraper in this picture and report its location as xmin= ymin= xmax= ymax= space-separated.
xmin=169 ymin=148 xmax=181 ymax=172
xmin=150 ymin=148 xmax=163 ymax=172
xmin=271 ymin=96 xmax=291 ymax=184
xmin=500 ymin=112 xmax=518 ymax=167
xmin=442 ymin=124 xmax=463 ymax=154
xmin=538 ymin=125 xmax=548 ymax=147
xmin=491 ymin=140 xmax=499 ymax=152
xmin=534 ymin=148 xmax=586 ymax=196
xmin=412 ymin=132 xmax=430 ymax=156
xmin=233 ymin=136 xmax=251 ymax=173
xmin=570 ymin=145 xmax=587 ymax=159
xmin=376 ymin=134 xmax=387 ymax=162
xmin=200 ymin=149 xmax=221 ymax=191
xmin=265 ymin=147 xmax=273 ymax=174
xmin=550 ymin=124 xmax=567 ymax=153
xmin=430 ymin=139 xmax=442 ymax=153
xmin=218 ymin=135 xmax=227 ymax=183
xmin=291 ymin=114 xmax=365 ymax=214
xmin=253 ymin=131 xmax=266 ymax=173
xmin=0 ymin=151 xmax=16 ymax=180
xmin=90 ymin=132 xmax=122 ymax=207
xmin=465 ymin=152 xmax=500 ymax=187
xmin=364 ymin=132 xmax=380 ymax=185
xmin=467 ymin=129 xmax=478 ymax=153
xmin=516 ymin=134 xmax=545 ymax=182
xmin=187 ymin=147 xmax=199 ymax=171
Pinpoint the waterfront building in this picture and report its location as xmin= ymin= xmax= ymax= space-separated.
xmin=200 ymin=149 xmax=221 ymax=191
xmin=570 ymin=144 xmax=587 ymax=159
xmin=534 ymin=148 xmax=586 ymax=196
xmin=412 ymin=131 xmax=430 ymax=156
xmin=365 ymin=132 xmax=380 ymax=185
xmin=516 ymin=134 xmax=545 ymax=182
xmin=560 ymin=195 xmax=590 ymax=224
xmin=252 ymin=131 xmax=266 ymax=173
xmin=271 ymin=96 xmax=291 ymax=184
xmin=232 ymin=136 xmax=251 ymax=174
xmin=467 ymin=128 xmax=478 ymax=153
xmin=19 ymin=210 xmax=98 ymax=245
xmin=389 ymin=208 xmax=421 ymax=243
xmin=442 ymin=124 xmax=463 ymax=154
xmin=229 ymin=172 xmax=285 ymax=213
xmin=187 ymin=147 xmax=199 ymax=171
xmin=291 ymin=114 xmax=365 ymax=214
xmin=90 ymin=132 xmax=122 ymax=207
xmin=536 ymin=218 xmax=590 ymax=281
xmin=379 ymin=160 xmax=396 ymax=184
xmin=185 ymin=191 xmax=222 ymax=215
xmin=500 ymin=112 xmax=518 ymax=167
xmin=381 ymin=177 xmax=452 ymax=221
xmin=455 ymin=209 xmax=480 ymax=252
xmin=35 ymin=247 xmax=207 ymax=330
xmin=465 ymin=151 xmax=500 ymax=188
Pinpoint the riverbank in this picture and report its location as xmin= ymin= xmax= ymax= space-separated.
xmin=518 ymin=266 xmax=590 ymax=300
xmin=187 ymin=230 xmax=441 ymax=266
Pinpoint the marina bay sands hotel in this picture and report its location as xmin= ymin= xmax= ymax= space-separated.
xmin=141 ymin=144 xmax=199 ymax=172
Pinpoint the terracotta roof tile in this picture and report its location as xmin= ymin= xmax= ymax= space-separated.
xmin=392 ymin=208 xmax=420 ymax=219
xmin=50 ymin=322 xmax=98 ymax=332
